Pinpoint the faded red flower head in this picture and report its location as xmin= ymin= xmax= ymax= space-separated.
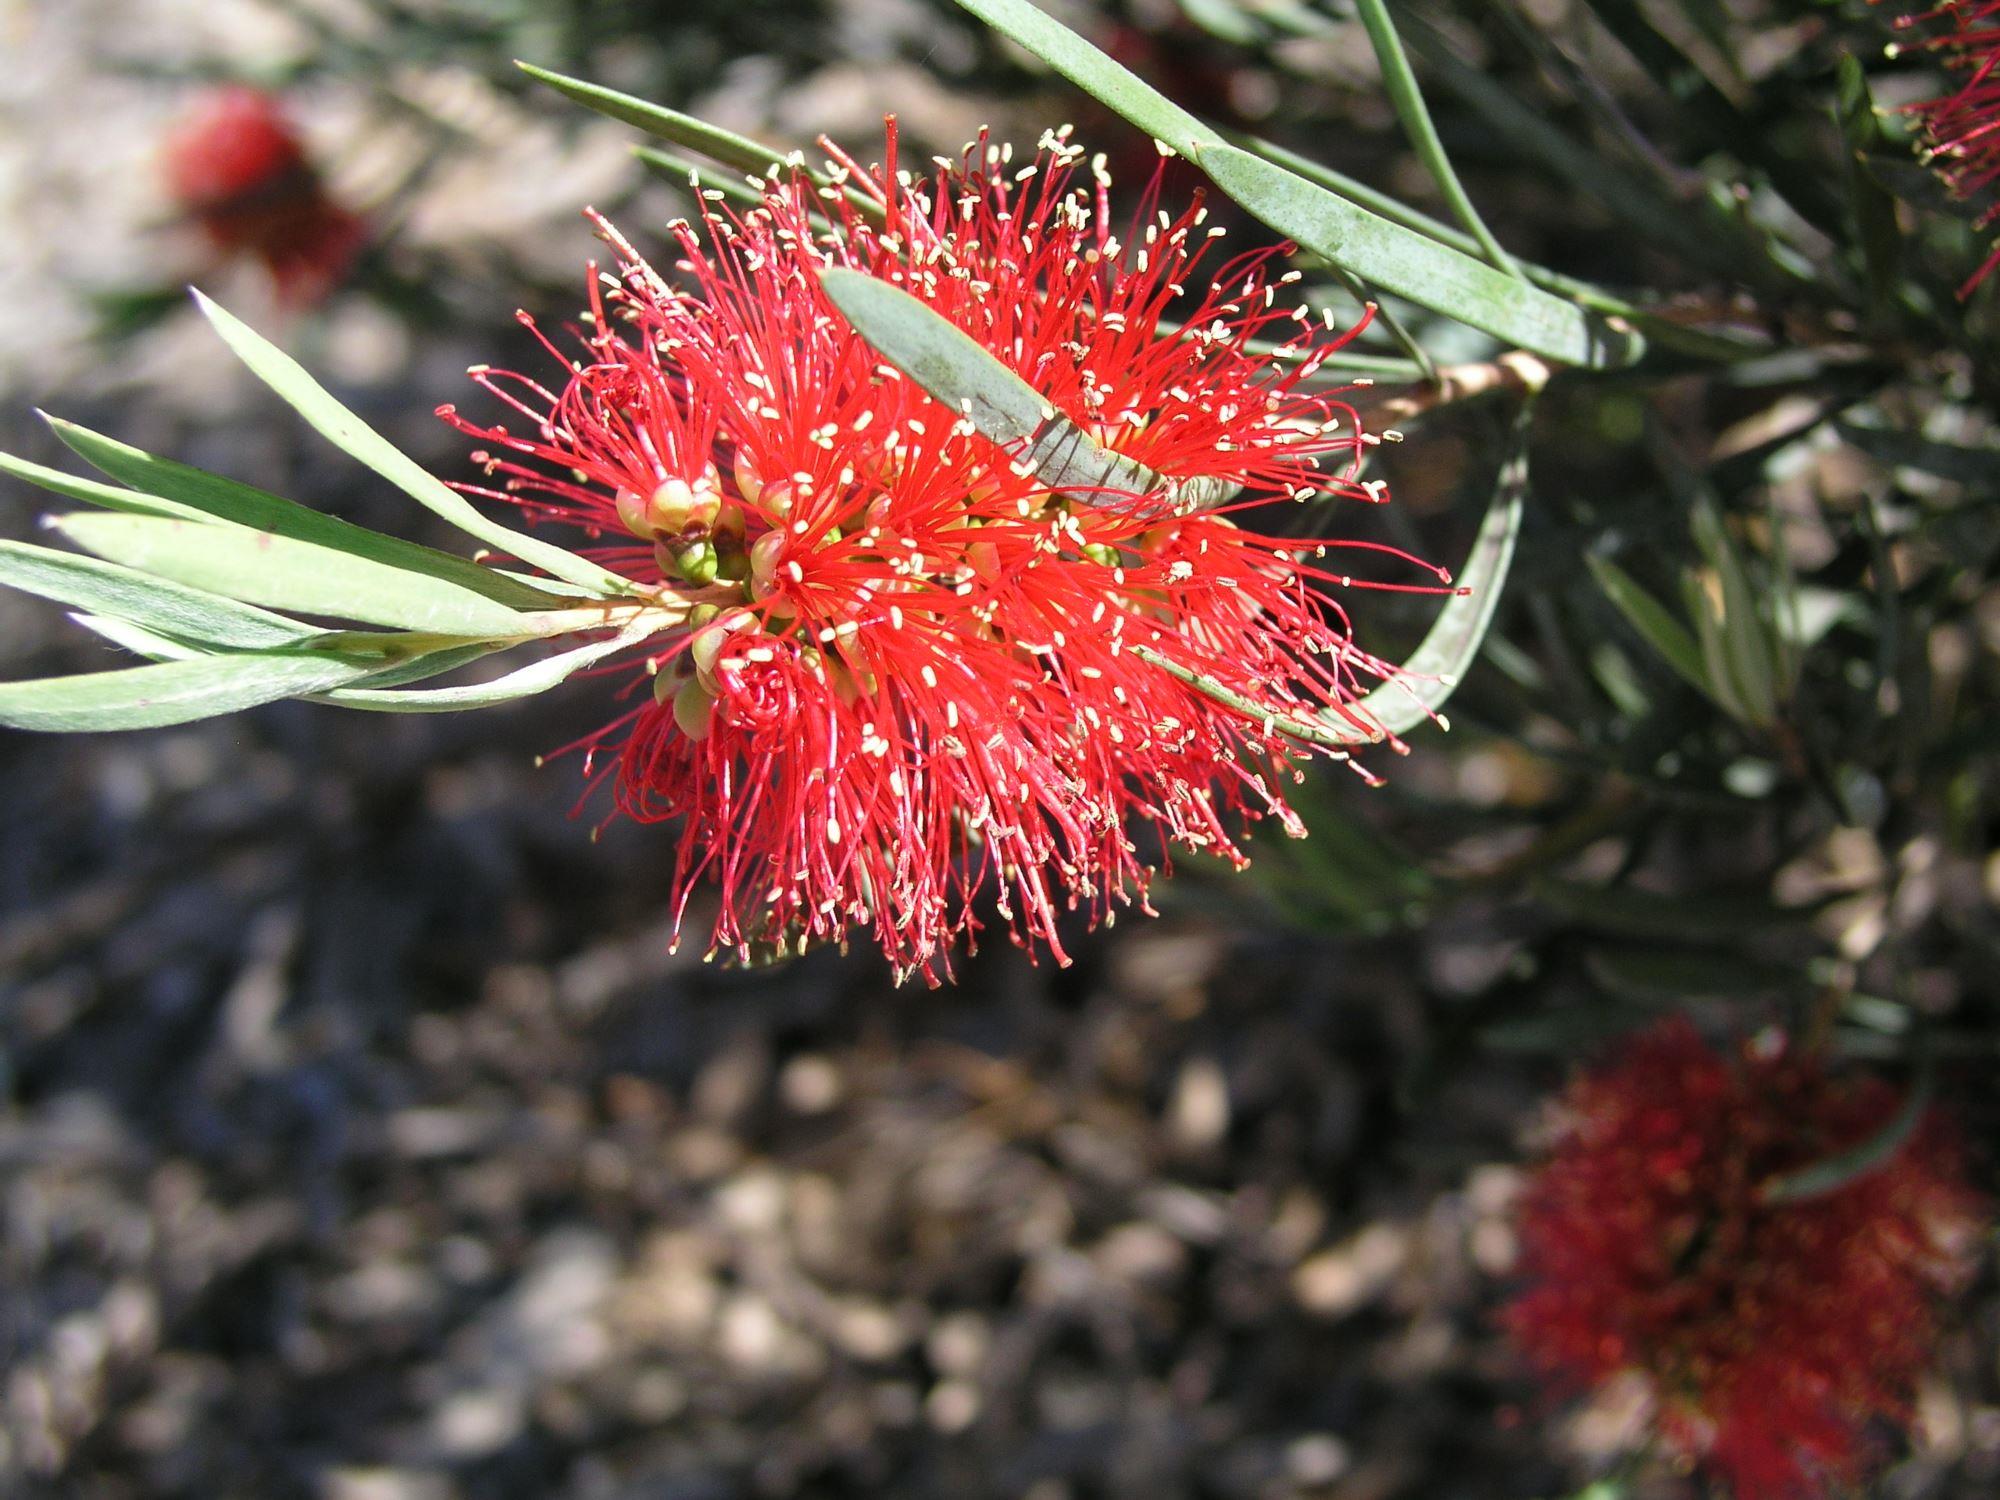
xmin=442 ymin=124 xmax=1439 ymax=980
xmin=1504 ymin=1020 xmax=1985 ymax=1499
xmin=161 ymin=85 xmax=365 ymax=308
xmin=1878 ymin=1 xmax=2000 ymax=296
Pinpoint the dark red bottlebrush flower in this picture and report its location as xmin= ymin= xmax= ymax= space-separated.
xmin=161 ymin=86 xmax=366 ymax=307
xmin=440 ymin=123 xmax=1440 ymax=980
xmin=1877 ymin=1 xmax=2000 ymax=296
xmin=1505 ymin=1021 xmax=1986 ymax=1499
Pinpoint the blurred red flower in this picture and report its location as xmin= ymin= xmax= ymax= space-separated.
xmin=160 ymin=85 xmax=365 ymax=308
xmin=442 ymin=124 xmax=1439 ymax=979
xmin=1504 ymin=1020 xmax=1986 ymax=1498
xmin=1879 ymin=1 xmax=2000 ymax=296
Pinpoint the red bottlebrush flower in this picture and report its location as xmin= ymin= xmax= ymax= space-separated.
xmin=1504 ymin=1020 xmax=1986 ymax=1499
xmin=160 ymin=86 xmax=366 ymax=308
xmin=440 ymin=123 xmax=1441 ymax=980
xmin=1877 ymin=2 xmax=2000 ymax=296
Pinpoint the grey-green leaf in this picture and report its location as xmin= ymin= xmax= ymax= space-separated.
xmin=68 ymin=613 xmax=202 ymax=662
xmin=0 ymin=651 xmax=379 ymax=732
xmin=0 ymin=540 xmax=321 ymax=651
xmin=1 ymin=448 xmax=208 ymax=522
xmin=952 ymin=0 xmax=1214 ymax=156
xmin=322 ymin=625 xmax=660 ymax=711
xmin=45 ymin=417 xmax=569 ymax=611
xmin=191 ymin=292 xmax=633 ymax=599
xmin=1352 ymin=0 xmax=1520 ymax=278
xmin=50 ymin=513 xmax=535 ymax=637
xmin=948 ymin=0 xmax=1640 ymax=368
xmin=1199 ymin=145 xmax=1642 ymax=368
xmin=819 ymin=269 xmax=1217 ymax=507
xmin=1586 ymin=552 xmax=1708 ymax=693
xmin=1834 ymin=54 xmax=1902 ymax=311
xmin=1335 ymin=424 xmax=1528 ymax=739
xmin=1761 ymin=1061 xmax=1934 ymax=1204
xmin=1132 ymin=421 xmax=1526 ymax=747
xmin=520 ymin=62 xmax=800 ymax=178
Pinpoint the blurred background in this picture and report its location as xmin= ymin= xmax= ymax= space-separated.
xmin=1 ymin=1 xmax=1995 ymax=1496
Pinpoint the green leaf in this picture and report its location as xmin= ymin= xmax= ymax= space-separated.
xmin=634 ymin=145 xmax=770 ymax=211
xmin=1352 ymin=0 xmax=1520 ymax=278
xmin=1683 ymin=568 xmax=1751 ymax=723
xmin=1577 ymin=0 xmax=1843 ymax=234
xmin=1691 ymin=498 xmax=1778 ymax=723
xmin=1834 ymin=55 xmax=1902 ymax=312
xmin=321 ymin=622 xmax=662 ymax=711
xmin=951 ymin=0 xmax=1214 ymax=156
xmin=519 ymin=62 xmax=800 ymax=178
xmin=1586 ymin=552 xmax=1708 ymax=693
xmin=1173 ymin=0 xmax=1260 ymax=46
xmin=1760 ymin=1058 xmax=1933 ymax=1204
xmin=65 ymin=615 xmax=518 ymax=698
xmin=0 ymin=539 xmax=321 ymax=651
xmin=1836 ymin=420 xmax=2000 ymax=485
xmin=1242 ymin=137 xmax=1763 ymax=365
xmin=45 ymin=417 xmax=569 ymax=611
xmin=819 ymin=269 xmax=1236 ymax=508
xmin=522 ymin=64 xmax=886 ymax=227
xmin=948 ymin=0 xmax=1640 ymax=367
xmin=1137 ymin=411 xmax=1529 ymax=745
xmin=0 ymin=651 xmax=379 ymax=732
xmin=1199 ymin=145 xmax=1643 ymax=368
xmin=1 ymin=448 xmax=209 ymax=522
xmin=1341 ymin=415 xmax=1529 ymax=738
xmin=190 ymin=292 xmax=634 ymax=599
xmin=50 ymin=513 xmax=536 ymax=637
xmin=67 ymin=613 xmax=202 ymax=662
xmin=1395 ymin=9 xmax=1769 ymax=292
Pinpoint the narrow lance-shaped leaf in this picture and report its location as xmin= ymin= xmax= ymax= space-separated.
xmin=68 ymin=612 xmax=514 ymax=696
xmin=0 ymin=540 xmax=322 ymax=651
xmin=633 ymin=146 xmax=769 ymax=211
xmin=0 ymin=651 xmax=381 ymax=733
xmin=1761 ymin=1055 xmax=1935 ymax=1204
xmin=1833 ymin=54 xmax=1903 ymax=313
xmin=519 ymin=62 xmax=802 ymax=178
xmin=321 ymin=618 xmax=669 ymax=712
xmin=520 ymin=64 xmax=884 ymax=224
xmin=1683 ymin=568 xmax=1752 ymax=723
xmin=952 ymin=0 xmax=1214 ymax=157
xmin=1586 ymin=552 xmax=1708 ymax=693
xmin=1 ymin=447 xmax=210 ymax=522
xmin=1834 ymin=421 xmax=2000 ymax=486
xmin=67 ymin=613 xmax=203 ymax=662
xmin=1138 ymin=414 xmax=1530 ymax=746
xmin=1244 ymin=136 xmax=1764 ymax=367
xmin=1340 ymin=413 xmax=1530 ymax=739
xmin=1351 ymin=0 xmax=1521 ymax=277
xmin=50 ymin=513 xmax=537 ymax=637
xmin=1199 ymin=145 xmax=1643 ymax=368
xmin=819 ymin=269 xmax=1235 ymax=510
xmin=45 ymin=416 xmax=569 ymax=610
xmin=190 ymin=292 xmax=635 ymax=599
xmin=1394 ymin=8 xmax=1769 ymax=292
xmin=947 ymin=0 xmax=1642 ymax=369
xmin=1691 ymin=497 xmax=1779 ymax=722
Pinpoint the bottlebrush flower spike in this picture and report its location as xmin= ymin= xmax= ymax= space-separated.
xmin=161 ymin=85 xmax=366 ymax=308
xmin=440 ymin=123 xmax=1443 ymax=981
xmin=1877 ymin=1 xmax=2000 ymax=296
xmin=1504 ymin=1021 xmax=1985 ymax=1499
